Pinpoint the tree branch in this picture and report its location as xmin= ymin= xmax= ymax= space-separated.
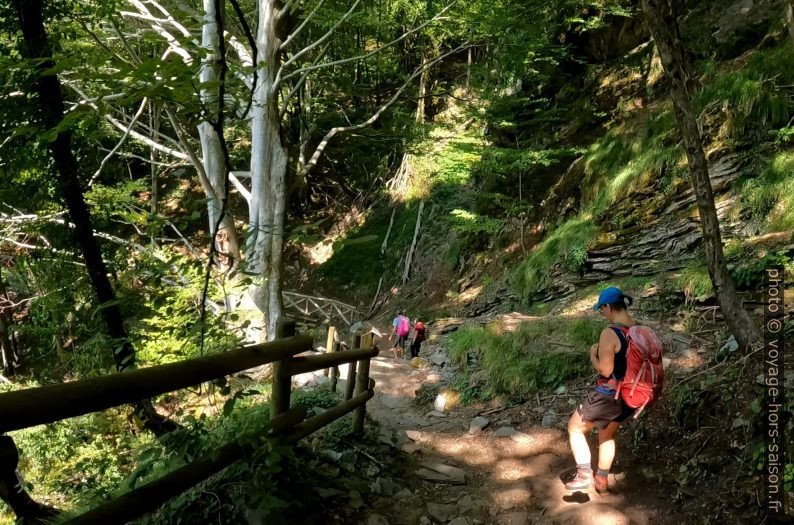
xmin=299 ymin=42 xmax=469 ymax=179
xmin=89 ymin=97 xmax=148 ymax=187
xmin=279 ymin=0 xmax=327 ymax=50
xmin=229 ymin=172 xmax=252 ymax=204
xmin=162 ymin=105 xmax=220 ymax=202
xmin=65 ymin=82 xmax=191 ymax=161
xmin=280 ymin=3 xmax=453 ymax=84
xmin=279 ymin=41 xmax=330 ymax=119
xmin=272 ymin=0 xmax=362 ymax=93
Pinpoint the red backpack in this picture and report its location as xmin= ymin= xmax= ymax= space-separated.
xmin=613 ymin=325 xmax=665 ymax=417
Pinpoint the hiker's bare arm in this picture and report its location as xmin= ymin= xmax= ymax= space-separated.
xmin=592 ymin=328 xmax=619 ymax=376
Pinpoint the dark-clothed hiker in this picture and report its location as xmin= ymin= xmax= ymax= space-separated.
xmin=410 ymin=318 xmax=426 ymax=358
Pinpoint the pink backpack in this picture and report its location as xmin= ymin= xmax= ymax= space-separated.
xmin=614 ymin=325 xmax=665 ymax=417
xmin=397 ymin=316 xmax=410 ymax=337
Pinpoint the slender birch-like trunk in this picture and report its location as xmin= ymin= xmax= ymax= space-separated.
xmin=248 ymin=0 xmax=288 ymax=339
xmin=199 ymin=0 xmax=240 ymax=263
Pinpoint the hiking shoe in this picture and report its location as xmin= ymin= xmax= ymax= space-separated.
xmin=564 ymin=468 xmax=593 ymax=491
xmin=594 ymin=473 xmax=609 ymax=494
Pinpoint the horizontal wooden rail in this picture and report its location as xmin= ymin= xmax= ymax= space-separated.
xmin=284 ymin=388 xmax=374 ymax=444
xmin=284 ymin=346 xmax=379 ymax=376
xmin=66 ymin=389 xmax=377 ymax=524
xmin=66 ymin=407 xmax=308 ymax=525
xmin=0 ymin=335 xmax=312 ymax=433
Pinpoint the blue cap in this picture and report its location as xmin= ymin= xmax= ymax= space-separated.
xmin=593 ymin=286 xmax=625 ymax=310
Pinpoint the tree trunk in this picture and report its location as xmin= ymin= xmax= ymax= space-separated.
xmin=13 ymin=0 xmax=136 ymax=372
xmin=0 ymin=314 xmax=16 ymax=377
xmin=13 ymin=0 xmax=178 ymax=436
xmin=641 ymin=0 xmax=761 ymax=350
xmin=149 ymin=102 xmax=159 ymax=218
xmin=248 ymin=0 xmax=288 ymax=340
xmin=199 ymin=0 xmax=240 ymax=265
xmin=416 ymin=54 xmax=428 ymax=123
xmin=466 ymin=46 xmax=472 ymax=90
xmin=0 ymin=275 xmax=18 ymax=376
xmin=787 ymin=0 xmax=794 ymax=50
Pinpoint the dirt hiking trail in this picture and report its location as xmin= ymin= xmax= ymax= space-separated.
xmin=361 ymin=353 xmax=681 ymax=525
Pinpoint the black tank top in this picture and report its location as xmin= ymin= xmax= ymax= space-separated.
xmin=610 ymin=326 xmax=628 ymax=381
xmin=594 ymin=325 xmax=629 ymax=394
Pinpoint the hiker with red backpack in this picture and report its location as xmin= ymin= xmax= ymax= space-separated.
xmin=565 ymin=286 xmax=664 ymax=494
xmin=410 ymin=318 xmax=426 ymax=358
xmin=390 ymin=311 xmax=411 ymax=360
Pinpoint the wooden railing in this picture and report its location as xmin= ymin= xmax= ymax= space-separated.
xmin=282 ymin=291 xmax=358 ymax=325
xmin=0 ymin=319 xmax=379 ymax=524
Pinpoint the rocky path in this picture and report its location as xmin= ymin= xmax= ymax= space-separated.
xmin=362 ymin=355 xmax=672 ymax=525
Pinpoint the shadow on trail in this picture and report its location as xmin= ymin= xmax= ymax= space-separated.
xmin=365 ymin=355 xmax=677 ymax=525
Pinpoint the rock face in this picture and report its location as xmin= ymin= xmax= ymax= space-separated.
xmin=541 ymin=410 xmax=556 ymax=427
xmin=707 ymin=0 xmax=784 ymax=57
xmin=426 ymin=503 xmax=459 ymax=523
xmin=367 ymin=514 xmax=389 ymax=525
xmin=434 ymin=389 xmax=461 ymax=412
xmin=537 ymin=153 xmax=746 ymax=302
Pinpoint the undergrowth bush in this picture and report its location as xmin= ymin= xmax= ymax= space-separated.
xmin=736 ymin=150 xmax=794 ymax=232
xmin=129 ymin=253 xmax=242 ymax=366
xmin=695 ymin=43 xmax=794 ymax=138
xmin=582 ymin=111 xmax=682 ymax=216
xmin=446 ymin=318 xmax=601 ymax=400
xmin=674 ymin=260 xmax=713 ymax=302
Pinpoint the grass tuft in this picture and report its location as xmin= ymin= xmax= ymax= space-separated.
xmin=674 ymin=261 xmax=713 ymax=302
xmin=446 ymin=317 xmax=602 ymax=400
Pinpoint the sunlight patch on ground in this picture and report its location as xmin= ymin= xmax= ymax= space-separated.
xmin=300 ymin=205 xmax=368 ymax=264
xmin=410 ymin=428 xmax=561 ymax=471
xmin=557 ymin=293 xmax=601 ymax=318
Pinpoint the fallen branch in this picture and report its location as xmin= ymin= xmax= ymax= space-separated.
xmin=380 ymin=207 xmax=396 ymax=255
xmin=402 ymin=200 xmax=425 ymax=284
xmin=354 ymin=446 xmax=385 ymax=468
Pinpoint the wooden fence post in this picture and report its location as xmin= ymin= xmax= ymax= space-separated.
xmin=351 ymin=332 xmax=375 ymax=434
xmin=271 ymin=318 xmax=296 ymax=420
xmin=345 ymin=334 xmax=361 ymax=400
xmin=323 ymin=325 xmax=336 ymax=377
xmin=329 ymin=341 xmax=341 ymax=393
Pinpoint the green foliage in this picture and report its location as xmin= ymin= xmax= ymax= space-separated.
xmin=450 ymin=371 xmax=488 ymax=405
xmin=448 ymin=209 xmax=502 ymax=235
xmin=695 ymin=43 xmax=794 ymax=138
xmin=736 ymin=150 xmax=794 ymax=232
xmin=4 ymin=404 xmax=157 ymax=513
xmin=730 ymin=249 xmax=794 ymax=290
xmin=444 ymin=240 xmax=463 ymax=270
xmin=666 ymin=371 xmax=735 ymax=430
xmin=128 ymin=253 xmax=241 ymax=366
xmin=291 ymin=388 xmax=343 ymax=411
xmin=512 ymin=217 xmax=598 ymax=297
xmin=674 ymin=261 xmax=713 ymax=302
xmin=582 ymin=117 xmax=682 ymax=216
xmin=446 ymin=317 xmax=601 ymax=400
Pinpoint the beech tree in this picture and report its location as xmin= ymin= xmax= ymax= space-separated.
xmin=68 ymin=0 xmax=461 ymax=339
